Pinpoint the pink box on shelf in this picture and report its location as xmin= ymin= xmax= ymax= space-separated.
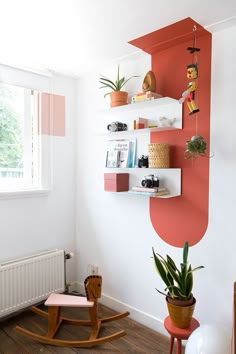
xmin=104 ymin=173 xmax=129 ymax=192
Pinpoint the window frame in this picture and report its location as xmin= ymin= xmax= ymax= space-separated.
xmin=0 ymin=66 xmax=53 ymax=198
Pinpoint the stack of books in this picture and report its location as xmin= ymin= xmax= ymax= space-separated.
xmin=128 ymin=186 xmax=169 ymax=197
xmin=131 ymin=91 xmax=162 ymax=104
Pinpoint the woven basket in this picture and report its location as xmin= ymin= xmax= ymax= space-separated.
xmin=148 ymin=143 xmax=170 ymax=168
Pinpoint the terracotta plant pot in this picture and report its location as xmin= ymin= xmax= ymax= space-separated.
xmin=166 ymin=296 xmax=196 ymax=329
xmin=110 ymin=91 xmax=128 ymax=108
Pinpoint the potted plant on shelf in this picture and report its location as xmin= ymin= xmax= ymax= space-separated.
xmin=152 ymin=241 xmax=204 ymax=328
xmin=99 ymin=65 xmax=139 ymax=108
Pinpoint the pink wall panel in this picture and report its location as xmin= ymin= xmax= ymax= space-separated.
xmin=40 ymin=92 xmax=65 ymax=137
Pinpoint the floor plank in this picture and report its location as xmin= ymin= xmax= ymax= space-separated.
xmin=0 ymin=302 xmax=185 ymax=354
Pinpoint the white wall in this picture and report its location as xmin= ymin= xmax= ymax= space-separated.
xmin=75 ymin=23 xmax=236 ymax=337
xmin=0 ymin=69 xmax=77 ymax=284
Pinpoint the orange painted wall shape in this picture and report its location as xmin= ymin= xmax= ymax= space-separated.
xmin=129 ymin=18 xmax=212 ymax=247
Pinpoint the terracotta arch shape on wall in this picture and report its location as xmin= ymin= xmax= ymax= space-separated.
xmin=129 ymin=18 xmax=212 ymax=247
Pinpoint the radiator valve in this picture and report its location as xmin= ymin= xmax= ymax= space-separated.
xmin=65 ymin=252 xmax=74 ymax=260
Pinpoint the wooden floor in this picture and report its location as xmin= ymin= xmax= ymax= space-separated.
xmin=0 ymin=302 xmax=185 ymax=354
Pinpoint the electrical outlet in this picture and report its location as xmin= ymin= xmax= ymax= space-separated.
xmin=87 ymin=264 xmax=99 ymax=275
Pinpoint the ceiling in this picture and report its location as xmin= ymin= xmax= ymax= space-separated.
xmin=0 ymin=0 xmax=235 ymax=77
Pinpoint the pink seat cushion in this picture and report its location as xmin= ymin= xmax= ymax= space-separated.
xmin=45 ymin=293 xmax=94 ymax=307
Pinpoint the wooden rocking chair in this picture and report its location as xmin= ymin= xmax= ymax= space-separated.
xmin=15 ymin=275 xmax=130 ymax=347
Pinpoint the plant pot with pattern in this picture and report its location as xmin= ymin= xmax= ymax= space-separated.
xmin=99 ymin=65 xmax=139 ymax=108
xmin=152 ymin=241 xmax=204 ymax=328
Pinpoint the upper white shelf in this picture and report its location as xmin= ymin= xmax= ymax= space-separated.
xmin=99 ymin=96 xmax=179 ymax=112
xmin=97 ymin=97 xmax=182 ymax=134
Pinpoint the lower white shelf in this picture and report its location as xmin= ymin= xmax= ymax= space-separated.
xmin=104 ymin=168 xmax=181 ymax=198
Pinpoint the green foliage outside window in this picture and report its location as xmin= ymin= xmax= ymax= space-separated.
xmin=0 ymin=86 xmax=23 ymax=168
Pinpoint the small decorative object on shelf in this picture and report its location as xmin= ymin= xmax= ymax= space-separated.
xmin=99 ymin=65 xmax=139 ymax=108
xmin=148 ymin=143 xmax=170 ymax=168
xmin=104 ymin=173 xmax=129 ymax=192
xmin=184 ymin=135 xmax=207 ymax=159
xmin=128 ymin=174 xmax=170 ymax=197
xmin=142 ymin=70 xmax=156 ymax=92
xmin=136 ymin=117 xmax=148 ymax=129
xmin=138 ymin=155 xmax=149 ymax=168
xmin=107 ymin=121 xmax=127 ymax=132
xmin=159 ymin=117 xmax=176 ymax=127
xmin=141 ymin=174 xmax=159 ymax=189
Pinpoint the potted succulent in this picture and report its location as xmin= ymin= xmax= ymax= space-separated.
xmin=152 ymin=241 xmax=204 ymax=328
xmin=99 ymin=65 xmax=139 ymax=107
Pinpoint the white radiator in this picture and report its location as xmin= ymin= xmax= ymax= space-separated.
xmin=0 ymin=249 xmax=65 ymax=318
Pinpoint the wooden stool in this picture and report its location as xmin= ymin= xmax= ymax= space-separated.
xmin=164 ymin=316 xmax=200 ymax=354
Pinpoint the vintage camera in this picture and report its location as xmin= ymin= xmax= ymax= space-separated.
xmin=138 ymin=155 xmax=149 ymax=168
xmin=107 ymin=121 xmax=128 ymax=132
xmin=141 ymin=174 xmax=159 ymax=188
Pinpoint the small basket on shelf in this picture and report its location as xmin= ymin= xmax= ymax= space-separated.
xmin=148 ymin=143 xmax=170 ymax=168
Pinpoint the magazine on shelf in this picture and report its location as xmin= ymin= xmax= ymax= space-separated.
xmin=106 ymin=149 xmax=120 ymax=168
xmin=106 ymin=139 xmax=136 ymax=168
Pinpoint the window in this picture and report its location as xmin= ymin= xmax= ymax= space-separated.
xmin=0 ymin=82 xmax=47 ymax=194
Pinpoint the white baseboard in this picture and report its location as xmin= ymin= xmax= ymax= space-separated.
xmin=69 ymin=281 xmax=167 ymax=337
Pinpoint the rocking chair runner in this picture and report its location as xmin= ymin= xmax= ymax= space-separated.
xmin=15 ymin=275 xmax=130 ymax=347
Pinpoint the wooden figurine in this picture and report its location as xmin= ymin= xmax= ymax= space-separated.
xmin=179 ymin=64 xmax=200 ymax=115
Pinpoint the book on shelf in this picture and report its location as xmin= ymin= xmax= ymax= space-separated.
xmin=127 ymin=139 xmax=136 ymax=168
xmin=131 ymin=186 xmax=158 ymax=192
xmin=105 ymin=139 xmax=136 ymax=168
xmin=131 ymin=91 xmax=162 ymax=104
xmin=128 ymin=188 xmax=169 ymax=197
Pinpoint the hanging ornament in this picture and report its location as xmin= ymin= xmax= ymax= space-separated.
xmin=179 ymin=64 xmax=200 ymax=115
xmin=179 ymin=26 xmax=200 ymax=116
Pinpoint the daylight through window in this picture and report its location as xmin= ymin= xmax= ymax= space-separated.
xmin=0 ymin=83 xmax=41 ymax=191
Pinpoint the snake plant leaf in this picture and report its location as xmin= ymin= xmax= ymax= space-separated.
xmin=155 ymin=288 xmax=169 ymax=297
xmin=167 ymin=285 xmax=186 ymax=299
xmin=166 ymin=255 xmax=178 ymax=271
xmin=183 ymin=241 xmax=189 ymax=264
xmin=166 ymin=271 xmax=174 ymax=286
xmin=185 ymin=271 xmax=193 ymax=298
xmin=192 ymin=265 xmax=205 ymax=272
xmin=152 ymin=247 xmax=170 ymax=287
xmin=165 ymin=261 xmax=182 ymax=287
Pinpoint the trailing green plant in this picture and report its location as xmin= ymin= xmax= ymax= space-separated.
xmin=152 ymin=241 xmax=204 ymax=301
xmin=184 ymin=135 xmax=207 ymax=159
xmin=99 ymin=65 xmax=139 ymax=98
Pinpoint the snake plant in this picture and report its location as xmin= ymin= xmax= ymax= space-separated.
xmin=99 ymin=65 xmax=139 ymax=98
xmin=152 ymin=241 xmax=204 ymax=301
